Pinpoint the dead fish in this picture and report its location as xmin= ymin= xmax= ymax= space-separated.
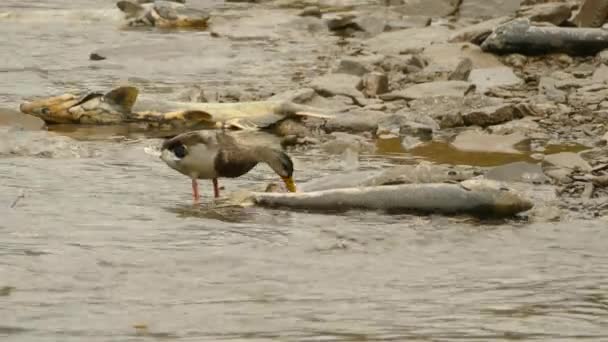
xmin=117 ymin=0 xmax=210 ymax=29
xmin=228 ymin=179 xmax=534 ymax=218
xmin=19 ymin=86 xmax=331 ymax=130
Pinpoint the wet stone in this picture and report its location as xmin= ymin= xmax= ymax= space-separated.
xmin=321 ymin=132 xmax=376 ymax=154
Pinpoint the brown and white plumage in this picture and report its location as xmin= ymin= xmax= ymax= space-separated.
xmin=160 ymin=130 xmax=297 ymax=203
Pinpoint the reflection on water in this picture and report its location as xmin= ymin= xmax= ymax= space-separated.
xmin=1 ymin=0 xmax=608 ymax=341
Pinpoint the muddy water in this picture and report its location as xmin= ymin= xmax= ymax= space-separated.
xmin=1 ymin=1 xmax=608 ymax=341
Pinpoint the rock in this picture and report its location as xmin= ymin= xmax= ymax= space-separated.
xmin=543 ymin=167 xmax=573 ymax=183
xmin=573 ymin=0 xmax=608 ymax=27
xmin=598 ymin=49 xmax=608 ymax=64
xmin=0 ymin=108 xmax=46 ymax=130
xmin=459 ymin=0 xmax=521 ymax=19
xmin=366 ymin=26 xmax=451 ymax=55
xmin=422 ymin=43 xmax=505 ymax=73
xmin=451 ymin=130 xmax=529 ymax=154
xmin=542 ymin=152 xmax=593 ymax=172
xmin=309 ymin=73 xmax=363 ymax=101
xmin=462 ymin=104 xmax=519 ymax=127
xmin=269 ymin=88 xmax=316 ymax=103
xmin=385 ymin=16 xmax=431 ymax=31
xmin=376 ymin=54 xmax=424 ymax=73
xmin=602 ymin=131 xmax=608 ymax=143
xmin=353 ymin=15 xmax=389 ymax=37
xmin=321 ymin=132 xmax=376 ymax=154
xmin=485 ymin=161 xmax=550 ymax=184
xmin=592 ymin=64 xmax=608 ymax=83
xmin=487 ymin=117 xmax=542 ymax=135
xmin=377 ymin=111 xmax=440 ymax=136
xmin=448 ymin=58 xmax=472 ymax=81
xmin=325 ymin=13 xmax=357 ymax=31
xmin=406 ymin=94 xmax=502 ymax=128
xmin=391 ymin=0 xmax=460 ymax=17
xmin=504 ymin=53 xmax=527 ymax=68
xmin=298 ymin=6 xmax=322 ymax=17
xmin=518 ymin=3 xmax=572 ymax=26
xmin=449 ymin=16 xmax=513 ymax=44
xmin=360 ymin=71 xmax=389 ymax=97
xmin=380 ymin=81 xmax=474 ymax=101
xmin=468 ymin=67 xmax=523 ymax=93
xmin=538 ymin=77 xmax=567 ymax=103
xmin=568 ymin=86 xmax=608 ymax=108
xmin=333 ymin=55 xmax=383 ymax=76
xmin=324 ymin=109 xmax=387 ymax=133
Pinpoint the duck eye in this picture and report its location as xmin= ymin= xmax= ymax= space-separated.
xmin=41 ymin=107 xmax=50 ymax=115
xmin=172 ymin=144 xmax=187 ymax=158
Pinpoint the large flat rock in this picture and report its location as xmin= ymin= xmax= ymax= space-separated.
xmin=459 ymin=0 xmax=521 ymax=19
xmin=365 ymin=26 xmax=451 ymax=55
xmin=469 ymin=67 xmax=523 ymax=93
xmin=380 ymin=80 xmax=474 ymax=101
xmin=422 ymin=43 xmax=505 ymax=73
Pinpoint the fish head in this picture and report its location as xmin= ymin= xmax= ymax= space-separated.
xmin=460 ymin=179 xmax=534 ymax=217
xmin=152 ymin=5 xmax=210 ymax=29
xmin=19 ymin=86 xmax=139 ymax=125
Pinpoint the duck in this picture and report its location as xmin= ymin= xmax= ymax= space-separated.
xmin=160 ymin=130 xmax=297 ymax=203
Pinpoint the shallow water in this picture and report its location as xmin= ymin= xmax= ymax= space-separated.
xmin=1 ymin=1 xmax=608 ymax=341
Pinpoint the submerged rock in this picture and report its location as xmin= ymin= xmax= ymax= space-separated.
xmin=451 ymin=130 xmax=529 ymax=154
xmin=321 ymin=132 xmax=375 ymax=154
xmin=324 ymin=109 xmax=387 ymax=133
xmin=0 ymin=127 xmax=94 ymax=158
xmin=0 ymin=108 xmax=45 ymax=130
xmin=485 ymin=161 xmax=549 ymax=184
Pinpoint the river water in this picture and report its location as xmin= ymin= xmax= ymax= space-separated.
xmin=1 ymin=1 xmax=608 ymax=341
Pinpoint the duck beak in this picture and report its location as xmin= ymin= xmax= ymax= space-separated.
xmin=281 ymin=176 xmax=297 ymax=192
